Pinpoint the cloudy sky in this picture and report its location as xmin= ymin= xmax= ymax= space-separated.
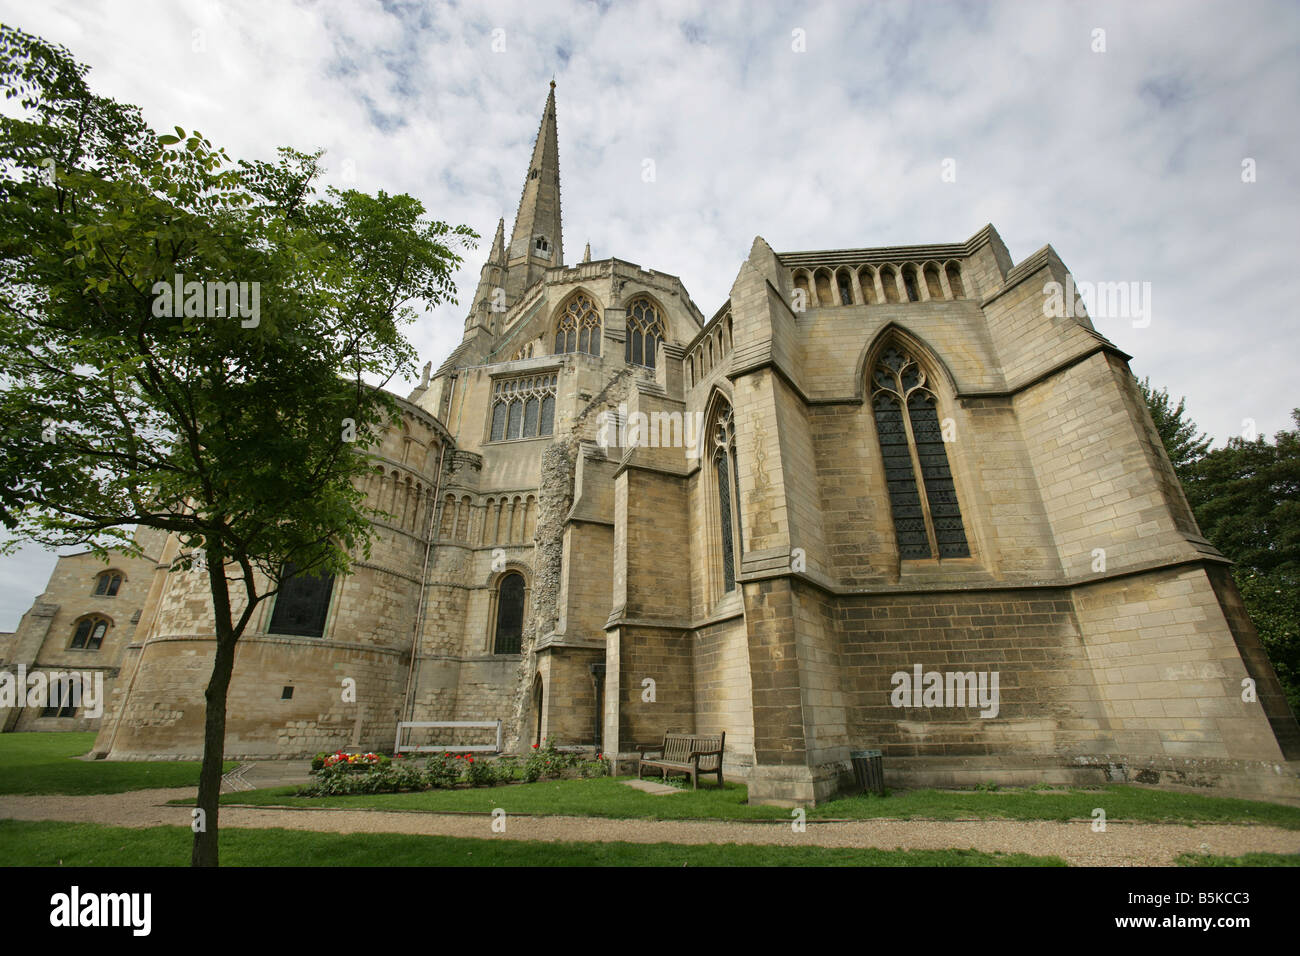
xmin=1 ymin=0 xmax=1297 ymax=628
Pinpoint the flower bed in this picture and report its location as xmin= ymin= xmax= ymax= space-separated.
xmin=297 ymin=738 xmax=608 ymax=797
xmin=311 ymin=751 xmax=390 ymax=772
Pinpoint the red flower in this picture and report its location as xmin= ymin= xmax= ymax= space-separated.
xmin=532 ymin=744 xmax=538 ymax=749
xmin=467 ymin=757 xmax=474 ymax=763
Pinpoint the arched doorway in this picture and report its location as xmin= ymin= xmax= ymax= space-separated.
xmin=531 ymin=674 xmax=544 ymax=748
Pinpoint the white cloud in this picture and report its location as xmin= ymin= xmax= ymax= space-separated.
xmin=1 ymin=0 xmax=1296 ymax=625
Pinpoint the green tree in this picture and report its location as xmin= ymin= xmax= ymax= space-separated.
xmin=1182 ymin=411 xmax=1300 ymax=578
xmin=1136 ymin=376 xmax=1211 ymax=480
xmin=1137 ymin=375 xmax=1299 ymax=714
xmin=0 ymin=26 xmax=473 ymax=865
xmin=1182 ymin=412 xmax=1300 ymax=714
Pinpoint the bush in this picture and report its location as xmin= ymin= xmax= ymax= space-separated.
xmin=299 ymin=749 xmax=550 ymax=797
xmin=424 ymin=752 xmax=459 ymax=789
xmin=524 ymin=736 xmax=581 ymax=782
xmin=579 ymin=754 xmax=609 ymax=778
xmin=298 ymin=759 xmax=427 ymax=796
xmin=462 ymin=755 xmax=495 ymax=787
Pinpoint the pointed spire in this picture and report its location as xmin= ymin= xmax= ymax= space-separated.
xmin=464 ymin=219 xmax=508 ymax=335
xmin=504 ymin=82 xmax=563 ymax=302
xmin=582 ymin=242 xmax=591 ymax=263
xmin=489 ymin=217 xmax=505 ymax=264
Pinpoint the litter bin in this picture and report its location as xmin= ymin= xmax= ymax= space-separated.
xmin=850 ymin=749 xmax=885 ymax=795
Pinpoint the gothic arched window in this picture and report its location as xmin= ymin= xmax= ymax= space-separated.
xmin=711 ymin=398 xmax=743 ymax=594
xmin=490 ymin=374 xmax=557 ymax=442
xmin=493 ymin=571 xmax=527 ymax=654
xmin=93 ymin=571 xmax=122 ymax=596
xmin=554 ymin=293 xmax=601 ymax=356
xmin=624 ymin=296 xmax=665 ymax=369
xmin=871 ymin=347 xmax=970 ymax=559
xmin=69 ymin=615 xmax=109 ymax=650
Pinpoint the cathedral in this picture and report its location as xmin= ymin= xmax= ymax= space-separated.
xmin=3 ymin=84 xmax=1297 ymax=805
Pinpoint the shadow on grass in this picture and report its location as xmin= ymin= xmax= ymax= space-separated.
xmin=0 ymin=731 xmax=235 ymax=795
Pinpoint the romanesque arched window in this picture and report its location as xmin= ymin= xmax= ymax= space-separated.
xmin=69 ymin=615 xmax=109 ymax=650
xmin=871 ymin=346 xmax=970 ymax=559
xmin=624 ymin=296 xmax=665 ymax=369
xmin=554 ymin=293 xmax=601 ymax=356
xmin=93 ymin=571 xmax=122 ymax=596
xmin=492 ymin=571 xmax=527 ymax=654
xmin=710 ymin=397 xmax=743 ymax=594
xmin=268 ymin=562 xmax=335 ymax=638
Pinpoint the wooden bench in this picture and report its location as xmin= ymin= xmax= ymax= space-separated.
xmin=636 ymin=732 xmax=725 ymax=789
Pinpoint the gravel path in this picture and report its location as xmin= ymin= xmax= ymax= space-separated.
xmin=3 ymin=789 xmax=1298 ymax=866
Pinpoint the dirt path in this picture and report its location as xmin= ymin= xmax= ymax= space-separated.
xmin=3 ymin=788 xmax=1298 ymax=866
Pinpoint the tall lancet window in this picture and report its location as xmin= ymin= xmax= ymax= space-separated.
xmin=554 ymin=293 xmax=601 ymax=356
xmin=711 ymin=398 xmax=743 ymax=593
xmin=871 ymin=347 xmax=970 ymax=559
xmin=624 ymin=296 xmax=665 ymax=369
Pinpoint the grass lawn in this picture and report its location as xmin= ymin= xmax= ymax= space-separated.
xmin=196 ymin=776 xmax=1300 ymax=829
xmin=0 ymin=819 xmax=1064 ymax=866
xmin=0 ymin=732 xmax=235 ymax=795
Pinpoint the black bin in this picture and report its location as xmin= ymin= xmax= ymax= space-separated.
xmin=850 ymin=749 xmax=885 ymax=795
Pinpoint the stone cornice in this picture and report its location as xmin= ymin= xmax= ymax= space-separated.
xmin=737 ymin=552 xmax=1233 ymax=599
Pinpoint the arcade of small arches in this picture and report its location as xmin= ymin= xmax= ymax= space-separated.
xmin=437 ymin=492 xmax=539 ymax=546
xmin=685 ymin=312 xmax=734 ymax=389
xmin=366 ymin=467 xmax=438 ymax=537
xmin=792 ymin=261 xmax=967 ymax=308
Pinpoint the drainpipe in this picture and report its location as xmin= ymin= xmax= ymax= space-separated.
xmin=401 ymin=407 xmax=450 ymax=730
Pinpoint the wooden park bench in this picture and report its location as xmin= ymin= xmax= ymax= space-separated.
xmin=636 ymin=732 xmax=725 ymax=789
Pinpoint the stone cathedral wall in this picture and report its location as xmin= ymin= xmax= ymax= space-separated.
xmin=94 ymin=402 xmax=445 ymax=759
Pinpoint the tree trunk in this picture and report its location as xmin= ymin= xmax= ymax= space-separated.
xmin=191 ymin=545 xmax=238 ymax=867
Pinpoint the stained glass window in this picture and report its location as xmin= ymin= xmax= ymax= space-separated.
xmin=871 ymin=347 xmax=970 ymax=559
xmin=624 ymin=297 xmax=665 ymax=370
xmin=494 ymin=572 xmax=526 ymax=654
xmin=489 ymin=374 xmax=558 ymax=442
xmin=554 ymin=293 xmax=601 ymax=356
xmin=70 ymin=617 xmax=108 ymax=650
xmin=93 ymin=572 xmax=121 ymax=596
xmin=712 ymin=399 xmax=741 ymax=593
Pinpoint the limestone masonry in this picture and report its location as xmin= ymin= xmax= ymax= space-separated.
xmin=4 ymin=84 xmax=1296 ymax=805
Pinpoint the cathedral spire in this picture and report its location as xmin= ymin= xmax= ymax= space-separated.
xmin=488 ymin=216 xmax=506 ymax=263
xmin=463 ymin=217 xmax=508 ymax=333
xmin=504 ymin=81 xmax=563 ymax=302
